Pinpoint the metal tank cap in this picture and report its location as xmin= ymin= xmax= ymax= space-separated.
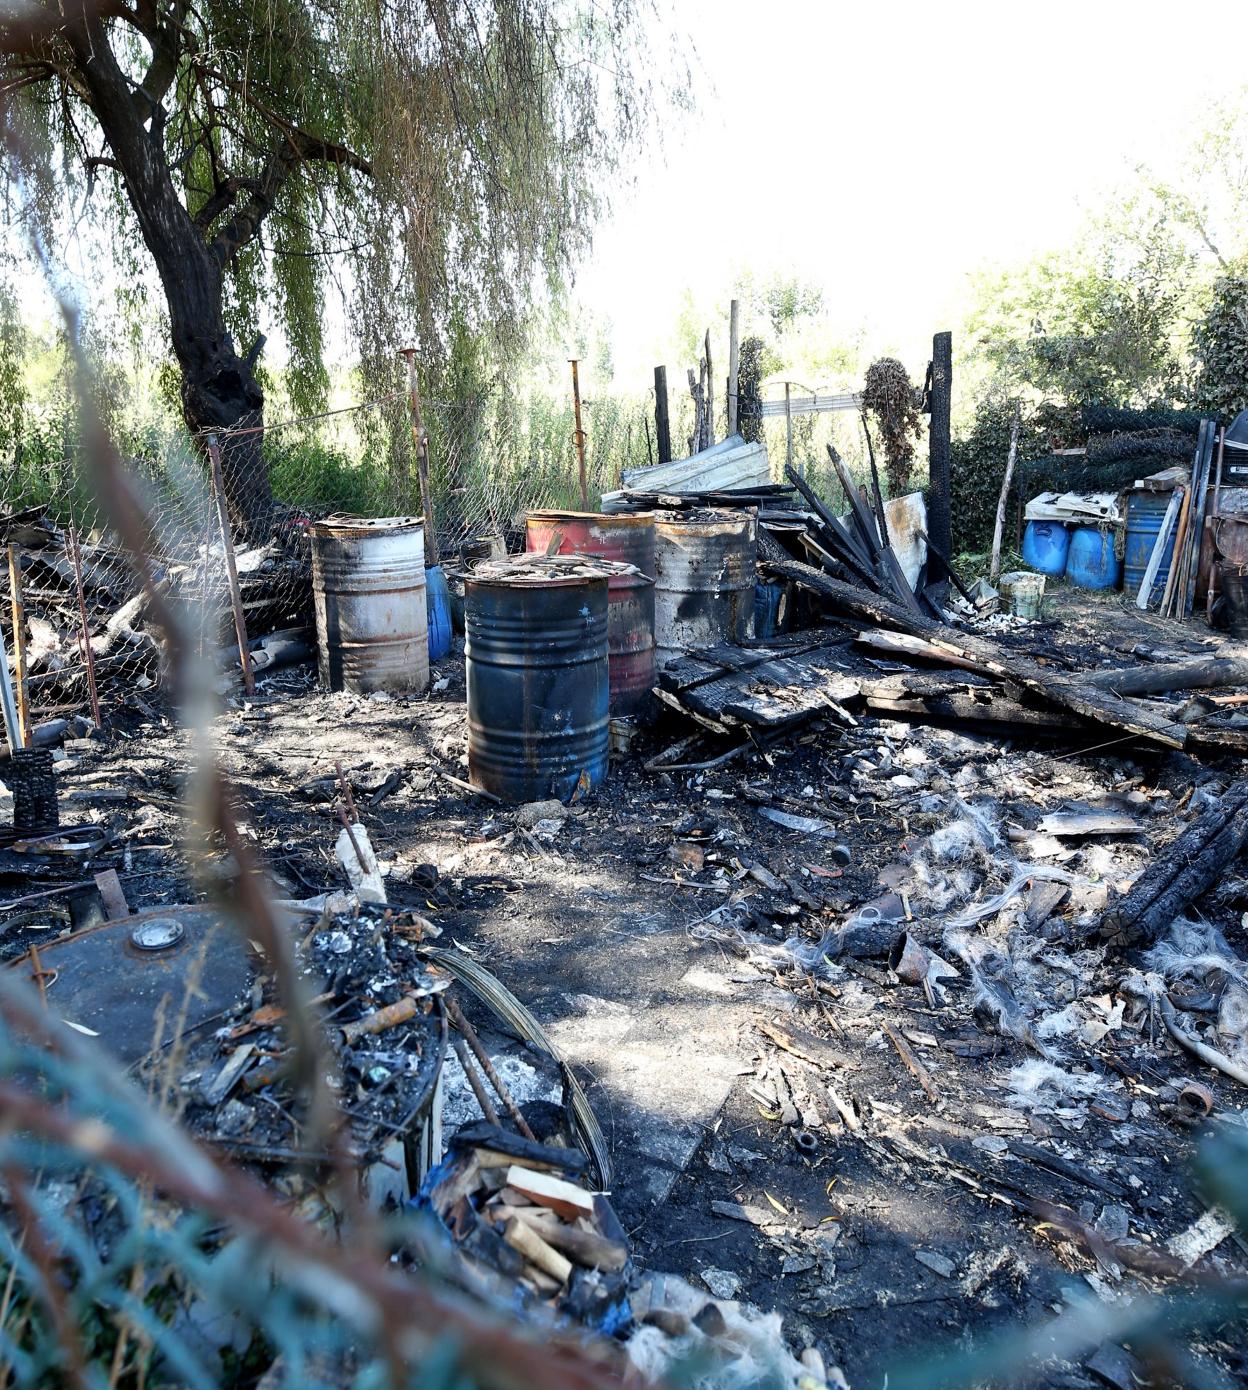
xmin=130 ymin=916 xmax=185 ymax=951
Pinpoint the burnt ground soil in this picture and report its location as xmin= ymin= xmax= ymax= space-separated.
xmin=6 ymin=581 xmax=1248 ymax=1387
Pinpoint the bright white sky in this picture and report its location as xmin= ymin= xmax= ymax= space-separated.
xmin=577 ymin=0 xmax=1243 ymax=390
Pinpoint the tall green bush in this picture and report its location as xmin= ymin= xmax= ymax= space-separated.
xmin=1190 ymin=261 xmax=1248 ymax=422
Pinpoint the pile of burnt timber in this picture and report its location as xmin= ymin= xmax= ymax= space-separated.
xmin=1095 ymin=778 xmax=1248 ymax=952
xmin=0 ymin=502 xmax=312 ymax=737
xmin=648 ymin=452 xmax=1248 ymax=755
xmin=0 ymin=507 xmax=157 ymax=725
xmin=422 ymin=1121 xmax=631 ymax=1320
xmin=779 ymin=450 xmax=932 ymax=620
xmin=654 ymin=632 xmax=860 ymax=742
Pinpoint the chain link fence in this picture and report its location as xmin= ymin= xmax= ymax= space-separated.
xmin=0 ymin=377 xmax=932 ymax=734
xmin=0 ymin=386 xmax=656 ymax=727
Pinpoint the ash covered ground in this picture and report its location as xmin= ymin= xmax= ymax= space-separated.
xmin=7 ymin=586 xmax=1248 ymax=1388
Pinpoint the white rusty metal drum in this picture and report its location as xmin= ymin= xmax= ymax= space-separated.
xmin=652 ymin=509 xmax=757 ymax=668
xmin=310 ymin=516 xmax=429 ymax=693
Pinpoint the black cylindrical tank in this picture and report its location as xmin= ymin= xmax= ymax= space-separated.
xmin=465 ymin=556 xmax=611 ymax=803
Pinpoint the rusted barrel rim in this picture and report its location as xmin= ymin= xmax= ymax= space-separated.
xmin=466 ymin=572 xmax=614 ymax=591
xmin=527 ymin=509 xmax=655 ymax=526
xmin=467 ymin=555 xmax=640 ymax=589
xmin=310 ymin=515 xmax=425 ymax=539
xmin=654 ymin=508 xmax=754 ymax=537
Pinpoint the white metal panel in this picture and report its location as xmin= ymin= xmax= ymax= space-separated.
xmin=759 ymin=392 xmax=862 ymax=418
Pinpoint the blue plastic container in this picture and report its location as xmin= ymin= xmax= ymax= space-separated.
xmin=1065 ymin=525 xmax=1122 ymax=591
xmin=426 ymin=564 xmax=453 ymax=661
xmin=754 ymin=580 xmax=786 ymax=639
xmin=1021 ymin=520 xmax=1071 ymax=577
xmin=1123 ymin=490 xmax=1176 ymax=607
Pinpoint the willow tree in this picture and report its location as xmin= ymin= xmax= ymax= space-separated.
xmin=1 ymin=1 xmax=663 ymax=532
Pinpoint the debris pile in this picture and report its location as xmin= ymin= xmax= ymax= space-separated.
xmin=422 ymin=1121 xmax=632 ymax=1323
xmin=0 ymin=502 xmax=313 ymax=735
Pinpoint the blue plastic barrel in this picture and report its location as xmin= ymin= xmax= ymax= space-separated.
xmin=1123 ymin=490 xmax=1176 ymax=607
xmin=754 ymin=580 xmax=786 ymax=639
xmin=426 ymin=564 xmax=453 ymax=661
xmin=1065 ymin=525 xmax=1122 ymax=590
xmin=1021 ymin=520 xmax=1070 ymax=577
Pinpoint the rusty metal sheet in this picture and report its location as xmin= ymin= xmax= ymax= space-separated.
xmin=876 ymin=491 xmax=928 ymax=592
xmin=7 ymin=904 xmax=254 ymax=1064
xmin=525 ymin=512 xmax=657 ymax=718
xmin=653 ymin=509 xmax=757 ymax=668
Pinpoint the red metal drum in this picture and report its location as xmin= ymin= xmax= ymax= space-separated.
xmin=525 ymin=511 xmax=656 ymax=719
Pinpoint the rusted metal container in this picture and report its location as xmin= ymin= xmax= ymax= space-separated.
xmin=310 ymin=516 xmax=429 ymax=694
xmin=524 ymin=511 xmax=656 ymax=717
xmin=652 ymin=509 xmax=757 ymax=667
xmin=7 ymin=905 xmax=254 ymax=1065
xmin=465 ymin=556 xmax=610 ymax=803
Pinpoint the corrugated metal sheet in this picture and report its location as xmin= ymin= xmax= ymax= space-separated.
xmin=759 ymin=392 xmax=862 ymax=418
xmin=620 ymin=434 xmax=770 ymax=495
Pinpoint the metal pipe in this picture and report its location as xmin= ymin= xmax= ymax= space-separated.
xmin=569 ymin=358 xmax=588 ymax=510
xmin=452 ymin=1038 xmax=501 ymax=1126
xmin=0 ymin=620 xmax=21 ymax=755
xmin=444 ymin=995 xmax=537 ymax=1142
xmin=784 ymin=381 xmax=793 ymax=475
xmin=7 ymin=544 xmax=30 ymax=746
xmin=1207 ymin=427 xmax=1226 ymax=624
xmin=727 ymin=298 xmax=740 ymax=437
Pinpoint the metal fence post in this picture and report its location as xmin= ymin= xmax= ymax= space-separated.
xmin=67 ymin=527 xmax=102 ymax=728
xmin=569 ymin=359 xmax=588 ymax=509
xmin=399 ymin=348 xmax=441 ymax=566
xmin=7 ymin=544 xmax=30 ymax=746
xmin=784 ymin=382 xmax=794 ymax=477
xmin=727 ymin=299 xmax=740 ymax=437
xmin=206 ymin=434 xmax=255 ymax=696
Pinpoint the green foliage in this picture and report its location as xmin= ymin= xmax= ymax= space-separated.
xmin=967 ymin=224 xmax=1192 ymax=410
xmin=949 ymin=397 xmax=1044 ymax=557
xmin=4 ymin=0 xmax=674 ymax=422
xmin=1190 ymin=259 xmax=1248 ymax=421
xmin=264 ymin=436 xmax=392 ymax=516
xmin=737 ymin=271 xmax=824 ymax=337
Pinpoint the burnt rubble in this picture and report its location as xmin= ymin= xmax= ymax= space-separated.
xmin=4 ymin=478 xmax=1248 ymax=1388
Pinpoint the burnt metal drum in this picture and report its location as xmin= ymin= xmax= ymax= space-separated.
xmin=7 ymin=905 xmax=255 ymax=1065
xmin=653 ymin=508 xmax=757 ymax=669
xmin=310 ymin=515 xmax=429 ymax=694
xmin=524 ymin=511 xmax=656 ymax=718
xmin=465 ymin=562 xmax=610 ymax=803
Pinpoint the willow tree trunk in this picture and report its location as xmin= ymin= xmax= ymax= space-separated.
xmin=173 ymin=292 xmax=275 ymax=540
xmin=65 ymin=13 xmax=276 ymax=540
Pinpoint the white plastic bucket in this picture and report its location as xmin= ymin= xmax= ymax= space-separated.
xmin=997 ymin=570 xmax=1046 ymax=619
